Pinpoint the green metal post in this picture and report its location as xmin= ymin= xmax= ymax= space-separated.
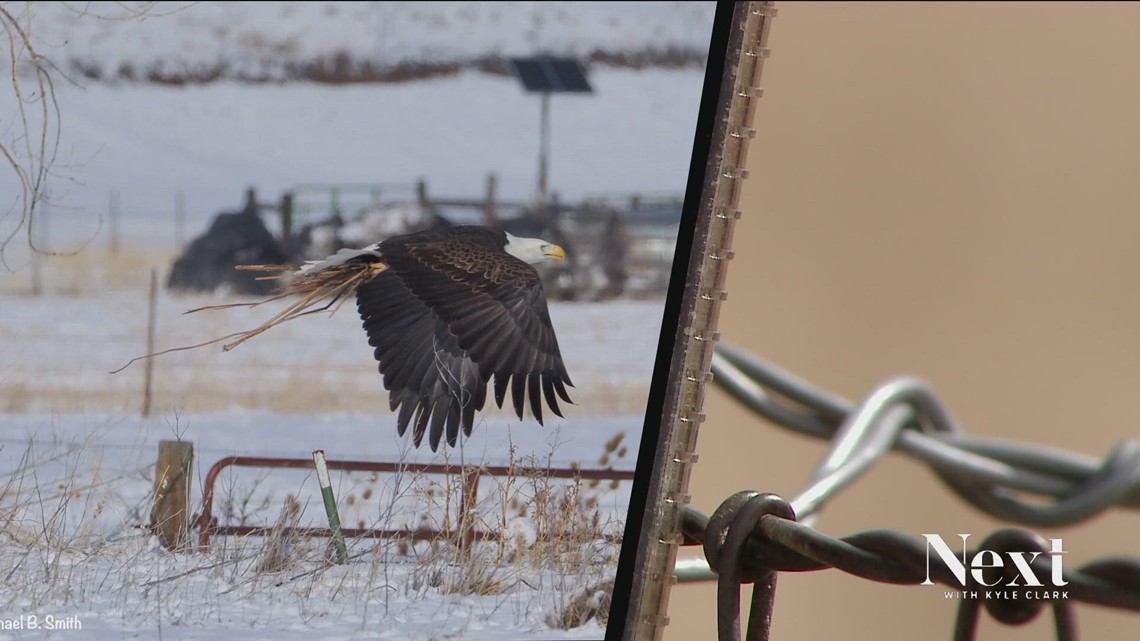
xmin=312 ymin=450 xmax=349 ymax=564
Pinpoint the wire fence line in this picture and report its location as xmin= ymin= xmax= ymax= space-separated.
xmin=675 ymin=342 xmax=1140 ymax=641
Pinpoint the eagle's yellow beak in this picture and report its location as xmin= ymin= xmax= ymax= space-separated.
xmin=546 ymin=244 xmax=567 ymax=262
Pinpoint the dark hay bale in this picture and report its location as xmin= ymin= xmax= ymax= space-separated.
xmin=167 ymin=210 xmax=287 ymax=296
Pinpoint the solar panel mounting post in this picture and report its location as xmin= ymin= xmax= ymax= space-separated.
xmin=539 ymin=91 xmax=550 ymax=203
xmin=505 ymin=56 xmax=593 ymax=206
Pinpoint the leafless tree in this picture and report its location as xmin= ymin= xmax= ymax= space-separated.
xmin=0 ymin=2 xmax=61 ymax=262
xmin=0 ymin=2 xmax=172 ymax=263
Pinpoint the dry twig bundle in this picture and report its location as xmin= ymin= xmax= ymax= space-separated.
xmin=111 ymin=259 xmax=386 ymax=373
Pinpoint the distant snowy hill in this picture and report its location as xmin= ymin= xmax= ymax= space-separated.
xmin=15 ymin=1 xmax=716 ymax=83
xmin=0 ymin=2 xmax=715 ymax=251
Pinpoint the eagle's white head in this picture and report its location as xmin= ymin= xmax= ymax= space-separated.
xmin=504 ymin=232 xmax=567 ymax=265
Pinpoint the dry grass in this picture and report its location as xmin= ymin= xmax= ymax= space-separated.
xmin=224 ymin=428 xmax=630 ymax=629
xmin=3 ymin=246 xmax=654 ymax=415
xmin=0 ymin=246 xmax=173 ymax=296
xmin=0 ymin=432 xmax=154 ymax=609
xmin=255 ymin=494 xmax=304 ymax=574
xmin=2 ymin=245 xmax=643 ymax=632
xmin=0 ymin=420 xmax=630 ymax=633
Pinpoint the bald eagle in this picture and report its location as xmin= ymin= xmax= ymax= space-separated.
xmin=269 ymin=225 xmax=574 ymax=451
xmin=118 ymin=226 xmax=572 ymax=450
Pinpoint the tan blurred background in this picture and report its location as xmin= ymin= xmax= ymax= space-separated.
xmin=664 ymin=3 xmax=1140 ymax=640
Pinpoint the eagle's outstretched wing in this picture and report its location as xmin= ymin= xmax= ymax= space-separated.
xmin=355 ymin=231 xmax=572 ymax=450
xmin=356 ymin=271 xmax=488 ymax=450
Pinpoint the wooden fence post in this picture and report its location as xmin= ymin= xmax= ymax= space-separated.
xmin=150 ymin=440 xmax=194 ymax=551
xmin=458 ymin=467 xmax=480 ymax=555
xmin=243 ymin=186 xmax=258 ymax=216
xmin=109 ymin=190 xmax=120 ymax=254
xmin=280 ymin=192 xmax=294 ymax=241
xmin=483 ymin=172 xmax=498 ymax=227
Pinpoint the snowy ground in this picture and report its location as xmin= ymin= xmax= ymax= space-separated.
xmin=0 ymin=278 xmax=656 ymax=639
xmin=0 ymin=251 xmax=664 ymax=416
xmin=0 ymin=248 xmax=662 ymax=639
xmin=0 ymin=411 xmax=640 ymax=640
xmin=0 ymin=3 xmax=712 ymax=637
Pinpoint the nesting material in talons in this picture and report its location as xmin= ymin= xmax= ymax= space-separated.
xmin=111 ymin=258 xmax=387 ymax=372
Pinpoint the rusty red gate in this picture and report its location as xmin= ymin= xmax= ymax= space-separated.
xmin=193 ymin=455 xmax=637 ymax=552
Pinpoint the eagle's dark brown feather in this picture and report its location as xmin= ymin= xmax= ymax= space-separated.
xmin=355 ymin=226 xmax=572 ymax=451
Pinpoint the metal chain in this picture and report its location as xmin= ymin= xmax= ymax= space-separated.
xmin=681 ymin=342 xmax=1140 ymax=641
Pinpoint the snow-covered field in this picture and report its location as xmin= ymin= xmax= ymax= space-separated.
xmin=2 ymin=1 xmax=713 ymax=248
xmin=0 ymin=2 xmax=714 ymax=638
xmin=1 ymin=253 xmax=659 ymax=638
xmin=1 ymin=66 xmax=706 ymax=253
xmin=0 ymin=251 xmax=662 ymax=639
xmin=17 ymin=2 xmax=715 ymax=80
xmin=0 ymin=411 xmax=641 ymax=640
xmin=1 ymin=251 xmax=665 ymax=416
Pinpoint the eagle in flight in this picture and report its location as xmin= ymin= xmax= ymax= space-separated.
xmin=227 ymin=225 xmax=574 ymax=451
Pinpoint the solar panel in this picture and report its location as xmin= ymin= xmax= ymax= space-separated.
xmin=507 ymin=57 xmax=593 ymax=93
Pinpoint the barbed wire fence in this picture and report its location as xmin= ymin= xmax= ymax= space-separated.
xmin=676 ymin=342 xmax=1140 ymax=641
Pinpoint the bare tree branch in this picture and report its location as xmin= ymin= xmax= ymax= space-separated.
xmin=0 ymin=2 xmax=182 ymax=266
xmin=0 ymin=2 xmax=62 ymax=265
